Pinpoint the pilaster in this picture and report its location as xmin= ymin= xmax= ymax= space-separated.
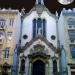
xmin=48 ymin=59 xmax=53 ymax=75
xmin=45 ymin=63 xmax=48 ymax=75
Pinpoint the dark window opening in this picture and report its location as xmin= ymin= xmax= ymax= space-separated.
xmin=53 ymin=60 xmax=57 ymax=74
xmin=33 ymin=18 xmax=46 ymax=38
xmin=68 ymin=31 xmax=75 ymax=40
xmin=38 ymin=0 xmax=41 ymax=5
xmin=71 ymin=72 xmax=75 ymax=75
xmin=37 ymin=18 xmax=42 ymax=35
xmin=0 ymin=18 xmax=6 ymax=28
xmin=70 ymin=45 xmax=75 ymax=58
xmin=68 ymin=18 xmax=75 ymax=25
xmin=23 ymin=34 xmax=28 ymax=39
xmin=20 ymin=59 xmax=25 ymax=74
xmin=4 ymin=48 xmax=9 ymax=58
xmin=51 ymin=35 xmax=56 ymax=40
xmin=33 ymin=19 xmax=36 ymax=38
xmin=10 ymin=18 xmax=14 ymax=26
xmin=43 ymin=19 xmax=46 ymax=37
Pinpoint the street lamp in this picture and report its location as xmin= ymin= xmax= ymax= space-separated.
xmin=58 ymin=0 xmax=74 ymax=5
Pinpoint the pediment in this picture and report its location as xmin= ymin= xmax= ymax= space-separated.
xmin=23 ymin=5 xmax=56 ymax=19
xmin=21 ymin=35 xmax=58 ymax=53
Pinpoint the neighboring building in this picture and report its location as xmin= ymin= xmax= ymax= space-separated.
xmin=58 ymin=8 xmax=75 ymax=75
xmin=0 ymin=9 xmax=21 ymax=75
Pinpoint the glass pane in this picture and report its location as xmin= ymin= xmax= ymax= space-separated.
xmin=5 ymin=48 xmax=9 ymax=58
xmin=37 ymin=18 xmax=42 ymax=35
xmin=68 ymin=18 xmax=75 ymax=25
xmin=0 ymin=32 xmax=3 ymax=36
xmin=71 ymin=51 xmax=75 ymax=58
xmin=7 ymin=32 xmax=12 ymax=40
xmin=33 ymin=19 xmax=36 ymax=38
xmin=7 ymin=32 xmax=12 ymax=36
xmin=69 ymin=31 xmax=75 ymax=39
xmin=37 ymin=18 xmax=42 ymax=28
xmin=20 ymin=59 xmax=25 ymax=73
xmin=71 ymin=46 xmax=75 ymax=58
xmin=10 ymin=18 xmax=14 ymax=26
xmin=38 ymin=0 xmax=41 ymax=4
xmin=0 ymin=18 xmax=6 ymax=26
xmin=72 ymin=47 xmax=75 ymax=51
xmin=43 ymin=19 xmax=46 ymax=37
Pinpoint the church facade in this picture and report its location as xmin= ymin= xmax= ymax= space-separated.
xmin=17 ymin=0 xmax=68 ymax=75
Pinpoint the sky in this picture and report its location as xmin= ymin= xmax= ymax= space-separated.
xmin=0 ymin=0 xmax=75 ymax=14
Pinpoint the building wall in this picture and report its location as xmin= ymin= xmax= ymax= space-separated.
xmin=58 ymin=8 xmax=75 ymax=75
xmin=18 ymin=39 xmax=59 ymax=75
xmin=0 ymin=9 xmax=21 ymax=75
xmin=21 ymin=10 xmax=57 ymax=48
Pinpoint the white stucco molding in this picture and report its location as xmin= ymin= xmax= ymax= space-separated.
xmin=21 ymin=35 xmax=59 ymax=53
xmin=21 ymin=4 xmax=56 ymax=19
xmin=28 ymin=52 xmax=50 ymax=63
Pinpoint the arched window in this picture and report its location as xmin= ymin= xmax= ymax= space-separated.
xmin=37 ymin=18 xmax=42 ymax=35
xmin=38 ymin=0 xmax=41 ymax=5
xmin=33 ymin=18 xmax=46 ymax=38
xmin=33 ymin=19 xmax=36 ymax=38
xmin=20 ymin=59 xmax=25 ymax=74
xmin=43 ymin=19 xmax=46 ymax=37
xmin=53 ymin=60 xmax=57 ymax=74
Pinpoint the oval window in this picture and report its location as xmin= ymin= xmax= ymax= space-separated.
xmin=23 ymin=35 xmax=28 ymax=39
xmin=51 ymin=35 xmax=56 ymax=40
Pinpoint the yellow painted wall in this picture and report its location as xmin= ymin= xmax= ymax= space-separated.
xmin=0 ymin=11 xmax=18 ymax=65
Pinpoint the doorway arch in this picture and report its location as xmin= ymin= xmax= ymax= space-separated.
xmin=32 ymin=60 xmax=45 ymax=75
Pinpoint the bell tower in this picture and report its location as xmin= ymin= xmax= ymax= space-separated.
xmin=36 ymin=0 xmax=44 ymax=5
